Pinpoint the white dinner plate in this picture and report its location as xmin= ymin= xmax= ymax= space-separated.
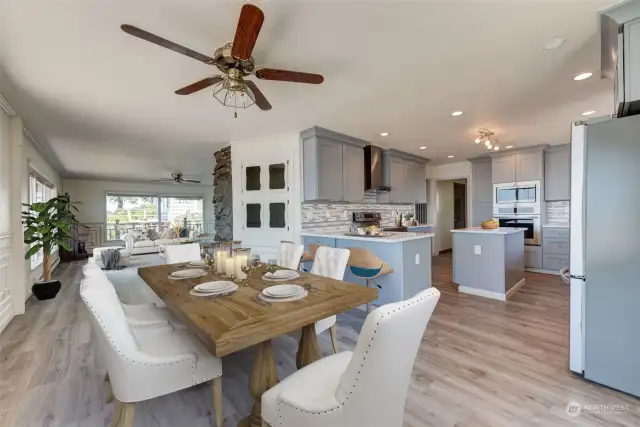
xmin=263 ymin=284 xmax=303 ymax=299
xmin=187 ymin=260 xmax=207 ymax=267
xmin=263 ymin=270 xmax=300 ymax=280
xmin=194 ymin=281 xmax=235 ymax=293
xmin=171 ymin=268 xmax=205 ymax=278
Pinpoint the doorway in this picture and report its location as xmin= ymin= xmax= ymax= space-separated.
xmin=436 ymin=178 xmax=467 ymax=253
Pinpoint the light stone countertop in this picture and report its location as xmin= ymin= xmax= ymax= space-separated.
xmin=542 ymin=224 xmax=570 ymax=228
xmin=450 ymin=227 xmax=526 ymax=235
xmin=300 ymin=231 xmax=434 ymax=243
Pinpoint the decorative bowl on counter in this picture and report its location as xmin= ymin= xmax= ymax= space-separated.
xmin=480 ymin=219 xmax=499 ymax=230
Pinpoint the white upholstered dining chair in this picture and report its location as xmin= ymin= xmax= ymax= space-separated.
xmin=261 ymin=287 xmax=441 ymax=427
xmin=82 ymin=264 xmax=182 ymax=329
xmin=310 ymin=246 xmax=350 ymax=353
xmin=278 ymin=241 xmax=305 ymax=270
xmin=80 ymin=280 xmax=224 ymax=427
xmin=164 ymin=242 xmax=201 ymax=264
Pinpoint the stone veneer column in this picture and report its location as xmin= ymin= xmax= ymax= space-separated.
xmin=213 ymin=146 xmax=233 ymax=241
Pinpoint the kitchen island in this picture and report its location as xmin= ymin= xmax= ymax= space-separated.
xmin=300 ymin=231 xmax=434 ymax=308
xmin=451 ymin=227 xmax=526 ymax=300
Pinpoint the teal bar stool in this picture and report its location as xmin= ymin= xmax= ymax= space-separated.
xmin=346 ymin=247 xmax=393 ymax=314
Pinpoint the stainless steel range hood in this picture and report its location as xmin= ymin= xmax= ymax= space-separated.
xmin=364 ymin=145 xmax=391 ymax=192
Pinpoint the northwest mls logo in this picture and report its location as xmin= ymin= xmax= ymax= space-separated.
xmin=566 ymin=402 xmax=582 ymax=417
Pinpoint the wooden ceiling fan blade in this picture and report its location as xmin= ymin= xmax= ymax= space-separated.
xmin=182 ymin=179 xmax=202 ymax=183
xmin=231 ymin=4 xmax=264 ymax=60
xmin=246 ymin=81 xmax=272 ymax=111
xmin=121 ymin=24 xmax=214 ymax=64
xmin=175 ymin=76 xmax=223 ymax=95
xmin=255 ymin=68 xmax=324 ymax=84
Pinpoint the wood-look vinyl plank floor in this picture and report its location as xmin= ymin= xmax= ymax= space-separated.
xmin=0 ymin=254 xmax=638 ymax=427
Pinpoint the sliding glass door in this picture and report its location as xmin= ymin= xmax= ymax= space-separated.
xmin=105 ymin=194 xmax=204 ymax=240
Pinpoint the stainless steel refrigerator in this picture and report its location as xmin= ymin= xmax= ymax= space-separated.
xmin=570 ymin=115 xmax=640 ymax=397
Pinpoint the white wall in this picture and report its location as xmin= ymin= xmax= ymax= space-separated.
xmin=436 ymin=180 xmax=455 ymax=251
xmin=0 ymin=110 xmax=13 ymax=333
xmin=62 ymin=178 xmax=214 ymax=225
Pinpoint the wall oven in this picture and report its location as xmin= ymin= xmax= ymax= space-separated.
xmin=494 ymin=215 xmax=541 ymax=246
xmin=493 ymin=181 xmax=541 ymax=208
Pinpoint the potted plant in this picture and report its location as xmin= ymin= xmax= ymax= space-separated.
xmin=22 ymin=195 xmax=80 ymax=300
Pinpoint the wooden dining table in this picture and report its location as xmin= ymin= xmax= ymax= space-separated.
xmin=138 ymin=263 xmax=378 ymax=427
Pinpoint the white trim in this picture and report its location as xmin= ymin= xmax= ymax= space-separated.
xmin=505 ymin=278 xmax=526 ymax=299
xmin=458 ymin=286 xmax=506 ymax=301
xmin=0 ymin=295 xmax=13 ymax=334
xmin=525 ymin=267 xmax=561 ymax=276
xmin=0 ymin=92 xmax=16 ymax=117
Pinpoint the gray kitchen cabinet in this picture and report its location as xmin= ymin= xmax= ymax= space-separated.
xmin=492 ymin=156 xmax=517 ymax=183
xmin=542 ymin=226 xmax=570 ymax=271
xmin=301 ymin=126 xmax=366 ymax=201
xmin=515 ymin=151 xmax=543 ymax=182
xmin=379 ymin=149 xmax=428 ymax=203
xmin=472 ymin=202 xmax=493 ymax=226
xmin=342 ymin=143 xmax=365 ymax=202
xmin=471 ymin=157 xmax=492 ymax=203
xmin=624 ymin=18 xmax=640 ymax=108
xmin=524 ymin=245 xmax=543 ymax=269
xmin=545 ymin=145 xmax=570 ymax=201
xmin=492 ymin=149 xmax=544 ymax=183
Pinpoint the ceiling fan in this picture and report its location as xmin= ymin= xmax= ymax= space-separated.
xmin=153 ymin=173 xmax=202 ymax=184
xmin=121 ymin=4 xmax=324 ymax=116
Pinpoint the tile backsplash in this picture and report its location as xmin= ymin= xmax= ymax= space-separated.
xmin=302 ymin=192 xmax=414 ymax=232
xmin=546 ymin=201 xmax=570 ymax=225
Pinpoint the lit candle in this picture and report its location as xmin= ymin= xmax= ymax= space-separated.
xmin=234 ymin=254 xmax=248 ymax=280
xmin=225 ymin=257 xmax=235 ymax=278
xmin=216 ymin=250 xmax=227 ymax=274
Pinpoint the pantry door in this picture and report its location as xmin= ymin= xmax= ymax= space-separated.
xmin=235 ymin=150 xmax=294 ymax=261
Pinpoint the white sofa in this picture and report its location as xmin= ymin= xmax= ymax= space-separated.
xmin=122 ymin=231 xmax=198 ymax=255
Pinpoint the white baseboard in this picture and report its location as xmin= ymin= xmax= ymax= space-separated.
xmin=505 ymin=278 xmax=526 ymax=300
xmin=458 ymin=286 xmax=506 ymax=301
xmin=0 ymin=295 xmax=14 ymax=334
xmin=526 ymin=267 xmax=560 ymax=276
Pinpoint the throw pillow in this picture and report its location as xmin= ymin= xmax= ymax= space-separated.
xmin=164 ymin=229 xmax=176 ymax=239
xmin=179 ymin=228 xmax=188 ymax=238
xmin=139 ymin=230 xmax=150 ymax=241
xmin=132 ymin=231 xmax=142 ymax=242
xmin=147 ymin=228 xmax=158 ymax=241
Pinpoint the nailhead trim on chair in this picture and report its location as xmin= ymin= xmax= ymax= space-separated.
xmin=81 ymin=295 xmax=197 ymax=377
xmin=275 ymin=288 xmax=440 ymax=425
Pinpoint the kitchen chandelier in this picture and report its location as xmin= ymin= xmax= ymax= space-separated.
xmin=474 ymin=130 xmax=501 ymax=151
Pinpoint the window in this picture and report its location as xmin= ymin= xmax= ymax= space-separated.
xmin=29 ymin=174 xmax=57 ymax=269
xmin=105 ymin=195 xmax=204 ymax=240
xmin=246 ymin=204 xmax=261 ymax=228
xmin=245 ymin=166 xmax=261 ymax=191
xmin=269 ymin=203 xmax=286 ymax=228
xmin=268 ymin=163 xmax=286 ymax=190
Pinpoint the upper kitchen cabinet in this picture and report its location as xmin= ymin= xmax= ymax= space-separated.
xmin=379 ymin=149 xmax=427 ymax=203
xmin=301 ymin=126 xmax=366 ymax=202
xmin=471 ymin=157 xmax=492 ymax=204
xmin=544 ymin=144 xmax=570 ymax=201
xmin=491 ymin=149 xmax=544 ymax=183
xmin=492 ymin=155 xmax=516 ymax=183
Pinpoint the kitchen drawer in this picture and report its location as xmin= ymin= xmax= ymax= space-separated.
xmin=542 ymin=227 xmax=570 ymax=239
xmin=524 ymin=245 xmax=543 ymax=268
xmin=302 ymin=236 xmax=336 ymax=248
xmin=543 ymin=254 xmax=569 ymax=272
xmin=543 ymin=238 xmax=570 ymax=255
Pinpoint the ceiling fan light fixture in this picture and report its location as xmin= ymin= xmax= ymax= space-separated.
xmin=475 ymin=138 xmax=482 ymax=144
xmin=212 ymin=78 xmax=255 ymax=109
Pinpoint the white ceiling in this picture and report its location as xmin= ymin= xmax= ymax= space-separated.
xmin=0 ymin=0 xmax=619 ymax=182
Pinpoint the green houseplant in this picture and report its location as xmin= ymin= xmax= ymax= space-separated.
xmin=22 ymin=196 xmax=79 ymax=297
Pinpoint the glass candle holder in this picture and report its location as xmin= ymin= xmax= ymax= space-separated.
xmin=215 ymin=244 xmax=232 ymax=275
xmin=233 ymin=248 xmax=251 ymax=281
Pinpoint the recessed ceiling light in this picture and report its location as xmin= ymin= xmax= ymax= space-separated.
xmin=543 ymin=37 xmax=566 ymax=51
xmin=451 ymin=111 xmax=463 ymax=116
xmin=419 ymin=146 xmax=427 ymax=150
xmin=380 ymin=132 xmax=389 ymax=136
xmin=506 ymin=145 xmax=514 ymax=149
xmin=573 ymin=72 xmax=592 ymax=81
xmin=448 ymin=155 xmax=455 ymax=158
xmin=581 ymin=110 xmax=596 ymax=116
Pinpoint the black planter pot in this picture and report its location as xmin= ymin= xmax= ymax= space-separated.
xmin=32 ymin=280 xmax=62 ymax=300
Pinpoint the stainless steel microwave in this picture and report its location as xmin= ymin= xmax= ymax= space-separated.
xmin=493 ymin=181 xmax=540 ymax=206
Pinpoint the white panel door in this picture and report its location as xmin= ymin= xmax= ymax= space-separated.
xmin=237 ymin=149 xmax=294 ymax=261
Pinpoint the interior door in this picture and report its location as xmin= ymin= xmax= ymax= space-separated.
xmin=453 ymin=182 xmax=466 ymax=229
xmin=584 ymin=116 xmax=640 ymax=397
